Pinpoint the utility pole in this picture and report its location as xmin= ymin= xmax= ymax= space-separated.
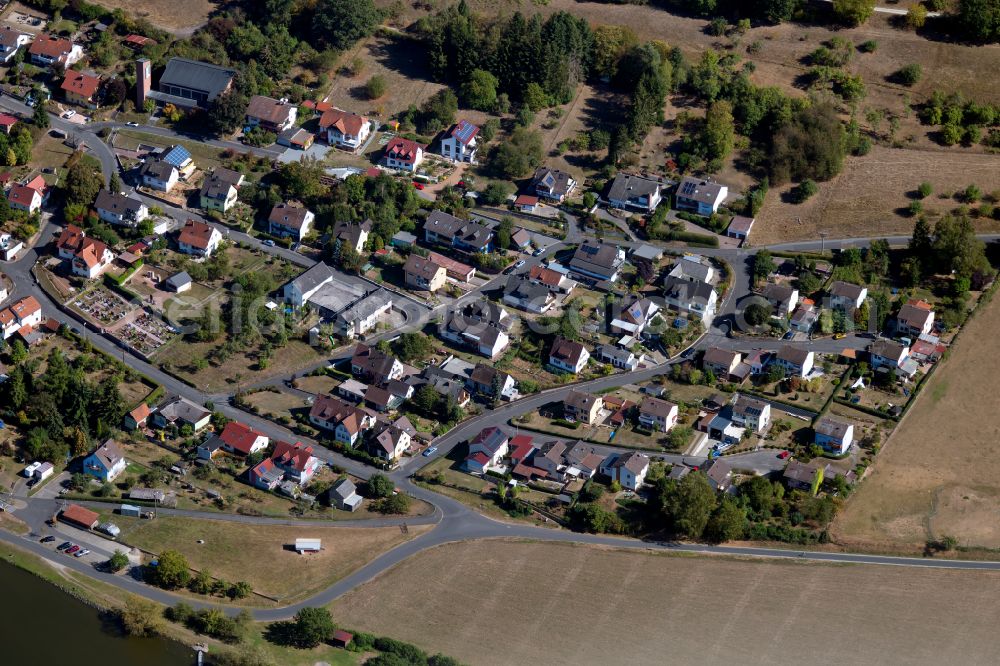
xmin=820 ymin=231 xmax=829 ymax=254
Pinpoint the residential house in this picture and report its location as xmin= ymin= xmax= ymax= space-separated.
xmin=364 ymin=385 xmax=401 ymax=413
xmin=0 ymin=113 xmax=18 ymax=135
xmin=248 ymin=458 xmax=284 ymax=491
xmin=336 ymin=378 xmax=368 ymax=404
xmin=783 ymin=460 xmax=823 ymax=494
xmin=600 ymin=451 xmax=650 ymax=491
xmin=334 ymin=289 xmax=393 ymax=339
xmin=789 ymin=302 xmax=819 ymax=333
xmin=95 ymin=190 xmax=148 ymax=227
xmin=245 ymin=95 xmax=297 ymax=132
xmin=29 ymin=34 xmax=83 ymax=68
xmin=152 ymin=396 xmax=211 ymax=432
xmin=427 ymin=251 xmax=476 ymax=282
xmin=328 ymin=477 xmax=363 ymax=511
xmin=662 ymin=276 xmax=718 ymax=324
xmin=440 ymin=119 xmax=479 ymax=163
xmin=762 ymin=283 xmax=799 ymax=316
xmin=668 ymin=256 xmax=715 ymax=284
xmin=319 ymin=109 xmax=371 ymax=151
xmin=610 ymin=296 xmax=660 ymax=337
xmin=423 ymin=210 xmax=465 ymax=246
xmin=282 ymin=262 xmax=334 ymax=307
xmin=532 ymin=440 xmax=568 ymax=480
xmin=549 ymin=337 xmax=590 ymax=374
xmin=514 ymin=195 xmax=538 ymax=213
xmin=351 ymin=344 xmax=404 ymax=384
xmin=638 ymin=397 xmax=679 ymax=432
xmin=528 ymin=265 xmax=576 ymax=293
xmin=370 ymin=418 xmax=412 ymax=462
xmin=199 ymin=168 xmax=243 ymax=213
xmin=384 ymin=136 xmax=425 ymax=172
xmin=82 ymin=440 xmax=127 ymax=482
xmin=71 ymin=238 xmax=114 ymax=279
xmin=439 ymin=302 xmax=511 ymax=359
xmin=508 ymin=434 xmax=536 ymax=467
xmin=731 ymin=394 xmax=771 ymax=433
xmin=814 ymin=416 xmax=854 ymax=455
xmin=564 ymin=390 xmax=603 ymax=425
xmin=157 ymin=58 xmax=236 ymax=107
xmin=896 ymin=300 xmax=935 ymax=338
xmin=772 ymin=346 xmax=815 ymax=378
xmin=277 ymin=127 xmax=314 ymax=150
xmin=726 ymin=215 xmax=755 ymax=241
xmin=177 ymin=220 xmax=222 ymax=257
xmin=331 ymin=219 xmax=372 ymax=254
xmin=569 ymin=241 xmax=625 ymax=281
xmin=268 ymin=203 xmax=314 ymax=241
xmin=510 ymin=228 xmax=532 ymax=251
xmin=596 ymin=344 xmax=643 ymax=371
xmin=868 ymin=339 xmax=909 ymax=370
xmin=468 ymin=364 xmax=517 ymax=401
xmin=675 ymin=176 xmax=728 ymax=215
xmin=705 ymin=459 xmax=734 ymax=492
xmin=0 ymin=296 xmax=41 ymax=340
xmin=60 ymin=71 xmax=101 ymax=107
xmin=503 ymin=274 xmax=555 ymax=314
xmin=269 ymin=441 xmax=319 ymax=485
xmin=8 ymin=176 xmax=47 ymax=213
xmin=532 ymin=167 xmax=577 ymax=202
xmin=607 ymin=173 xmax=663 ymax=213
xmin=465 ymin=426 xmax=509 ymax=473
xmin=218 ymin=421 xmax=268 ymax=456
xmin=702 ymin=348 xmax=742 ymax=381
xmin=158 ymin=145 xmax=195 ymax=178
xmin=403 ymin=254 xmax=447 ymax=292
xmin=139 ymin=160 xmax=179 ymax=192
xmin=828 ymin=281 xmax=868 ymax=312
xmin=419 ymin=368 xmax=472 ymax=407
xmin=0 ymin=27 xmax=30 ymax=63
xmin=308 ymin=395 xmax=374 ymax=447
xmin=123 ymin=403 xmax=151 ymax=431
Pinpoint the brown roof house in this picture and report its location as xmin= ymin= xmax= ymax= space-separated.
xmin=549 ymin=337 xmax=590 ymax=374
xmin=403 ymin=254 xmax=447 ymax=292
xmin=563 ymin=390 xmax=603 ymax=425
xmin=245 ymin=95 xmax=297 ymax=132
xmin=268 ymin=203 xmax=315 ymax=241
xmin=638 ymin=397 xmax=679 ymax=432
xmin=599 ymin=451 xmax=650 ymax=490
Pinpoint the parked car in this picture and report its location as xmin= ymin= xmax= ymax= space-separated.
xmin=422 ymin=446 xmax=438 ymax=457
xmin=40 ymin=535 xmax=55 ymax=543
xmin=412 ymin=181 xmax=424 ymax=190
xmin=833 ymin=333 xmax=846 ymax=340
xmin=778 ymin=450 xmax=791 ymax=459
xmin=75 ymin=549 xmax=90 ymax=558
xmin=126 ymin=121 xmax=139 ymax=127
xmin=57 ymin=541 xmax=72 ymax=551
xmin=61 ymin=110 xmax=75 ymax=119
xmin=65 ymin=545 xmax=80 ymax=555
xmin=513 ymin=259 xmax=525 ymax=270
xmin=263 ymin=240 xmax=275 ymax=247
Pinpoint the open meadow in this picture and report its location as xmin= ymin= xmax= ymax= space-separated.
xmin=113 ymin=515 xmax=427 ymax=604
xmin=833 ymin=290 xmax=1000 ymax=551
xmin=87 ymin=0 xmax=217 ymax=34
xmin=330 ymin=539 xmax=1000 ymax=666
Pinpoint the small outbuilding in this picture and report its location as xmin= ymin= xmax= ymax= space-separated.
xmin=294 ymin=538 xmax=322 ymax=554
xmin=331 ymin=630 xmax=354 ymax=648
xmin=60 ymin=504 xmax=99 ymax=530
xmin=164 ymin=271 xmax=192 ymax=293
xmin=119 ymin=503 xmax=143 ymax=517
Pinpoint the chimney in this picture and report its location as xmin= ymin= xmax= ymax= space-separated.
xmin=136 ymin=58 xmax=151 ymax=109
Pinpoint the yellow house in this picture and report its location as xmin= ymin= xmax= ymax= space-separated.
xmin=403 ymin=254 xmax=447 ymax=292
xmin=61 ymin=71 xmax=101 ymax=108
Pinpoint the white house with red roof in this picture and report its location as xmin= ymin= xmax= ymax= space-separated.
xmin=28 ymin=34 xmax=83 ymax=68
xmin=0 ymin=113 xmax=18 ymax=134
xmin=384 ymin=136 xmax=424 ymax=172
xmin=218 ymin=421 xmax=269 ymax=456
xmin=319 ymin=109 xmax=371 ymax=151
xmin=71 ymin=237 xmax=115 ymax=279
xmin=0 ymin=296 xmax=41 ymax=340
xmin=8 ymin=175 xmax=48 ymax=213
xmin=56 ymin=224 xmax=86 ymax=259
xmin=269 ymin=441 xmax=319 ymax=485
xmin=177 ymin=219 xmax=222 ymax=257
xmin=464 ymin=426 xmax=510 ymax=473
xmin=440 ymin=120 xmax=479 ymax=163
xmin=61 ymin=70 xmax=102 ymax=108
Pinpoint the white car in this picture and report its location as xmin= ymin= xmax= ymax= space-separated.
xmin=23 ymin=462 xmax=40 ymax=477
xmin=61 ymin=110 xmax=75 ymax=119
xmin=126 ymin=122 xmax=139 ymax=127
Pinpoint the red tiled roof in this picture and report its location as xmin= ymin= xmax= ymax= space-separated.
xmin=271 ymin=440 xmax=314 ymax=472
xmin=61 ymin=71 xmax=101 ymax=99
xmin=57 ymin=224 xmax=85 ymax=252
xmin=177 ymin=219 xmax=215 ymax=250
xmin=129 ymin=402 xmax=151 ymax=424
xmin=29 ymin=34 xmax=73 ymax=59
xmin=385 ymin=137 xmax=423 ymax=162
xmin=61 ymin=504 xmax=99 ymax=528
xmin=0 ymin=114 xmax=17 ymax=128
xmin=8 ymin=184 xmax=40 ymax=206
xmin=319 ymin=108 xmax=368 ymax=136
xmin=515 ymin=194 xmax=539 ymax=206
xmin=74 ymin=237 xmax=110 ymax=269
xmin=219 ymin=421 xmax=266 ymax=455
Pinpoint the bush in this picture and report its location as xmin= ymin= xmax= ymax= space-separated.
xmin=858 ymin=39 xmax=877 ymax=53
xmin=364 ymin=75 xmax=386 ymax=100
xmin=917 ymin=181 xmax=932 ymax=198
xmin=790 ymin=179 xmax=818 ymax=203
xmin=894 ymin=63 xmax=922 ymax=86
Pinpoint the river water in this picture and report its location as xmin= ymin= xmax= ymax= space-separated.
xmin=0 ymin=559 xmax=193 ymax=665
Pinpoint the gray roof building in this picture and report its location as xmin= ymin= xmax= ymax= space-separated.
xmin=158 ymin=58 xmax=236 ymax=106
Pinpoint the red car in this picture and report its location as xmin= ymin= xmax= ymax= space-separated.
xmin=65 ymin=545 xmax=80 ymax=555
xmin=456 ymin=180 xmax=467 ymax=189
xmin=411 ymin=181 xmax=424 ymax=190
xmin=778 ymin=450 xmax=791 ymax=459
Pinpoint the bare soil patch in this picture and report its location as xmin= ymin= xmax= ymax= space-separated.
xmin=330 ymin=539 xmax=1000 ymax=666
xmin=87 ymin=0 xmax=217 ymax=34
xmin=834 ymin=291 xmax=1000 ymax=550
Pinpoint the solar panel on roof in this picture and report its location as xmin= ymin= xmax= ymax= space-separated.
xmin=453 ymin=120 xmax=478 ymax=144
xmin=681 ymin=181 xmax=696 ymax=194
xmin=162 ymin=145 xmax=191 ymax=167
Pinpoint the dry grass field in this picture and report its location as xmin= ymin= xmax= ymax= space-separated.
xmin=331 ymin=540 xmax=1000 ymax=666
xmin=116 ymin=515 xmax=427 ymax=603
xmin=833 ymin=292 xmax=1000 ymax=551
xmin=88 ymin=0 xmax=217 ymax=34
